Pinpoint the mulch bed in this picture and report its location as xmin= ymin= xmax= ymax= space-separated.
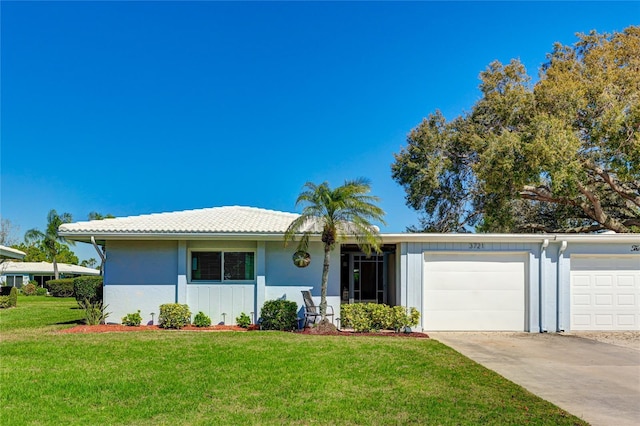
xmin=59 ymin=323 xmax=429 ymax=338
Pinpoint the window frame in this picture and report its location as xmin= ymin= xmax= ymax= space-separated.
xmin=188 ymin=249 xmax=256 ymax=284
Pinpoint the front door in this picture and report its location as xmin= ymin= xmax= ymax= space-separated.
xmin=347 ymin=253 xmax=386 ymax=304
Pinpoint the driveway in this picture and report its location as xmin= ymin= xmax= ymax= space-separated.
xmin=428 ymin=332 xmax=640 ymax=426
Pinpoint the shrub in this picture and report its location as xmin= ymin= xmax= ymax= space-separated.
xmin=121 ymin=310 xmax=142 ymax=326
xmin=8 ymin=286 xmax=17 ymax=307
xmin=36 ymin=287 xmax=48 ymax=296
xmin=22 ymin=283 xmax=37 ymax=296
xmin=47 ymin=279 xmax=75 ymax=297
xmin=193 ymin=311 xmax=211 ymax=327
xmin=340 ymin=304 xmax=421 ymax=332
xmin=79 ymin=299 xmax=110 ymax=325
xmin=0 ymin=296 xmax=11 ymax=308
xmin=260 ymin=300 xmax=298 ymax=331
xmin=73 ymin=276 xmax=103 ymax=304
xmin=158 ymin=303 xmax=191 ymax=329
xmin=236 ymin=312 xmax=251 ymax=328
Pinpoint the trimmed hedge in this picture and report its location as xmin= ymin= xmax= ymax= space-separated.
xmin=46 ymin=279 xmax=75 ymax=297
xmin=260 ymin=299 xmax=298 ymax=331
xmin=73 ymin=276 xmax=103 ymax=303
xmin=340 ymin=303 xmax=420 ymax=332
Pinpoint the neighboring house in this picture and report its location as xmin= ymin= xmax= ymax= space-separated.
xmin=0 ymin=261 xmax=100 ymax=288
xmin=59 ymin=206 xmax=640 ymax=332
xmin=0 ymin=245 xmax=26 ymax=260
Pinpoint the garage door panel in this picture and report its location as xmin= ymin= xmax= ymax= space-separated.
xmin=424 ymin=252 xmax=527 ymax=331
xmin=425 ymin=289 xmax=523 ymax=310
xmin=426 ymin=310 xmax=524 ymax=331
xmin=570 ymin=256 xmax=640 ymax=331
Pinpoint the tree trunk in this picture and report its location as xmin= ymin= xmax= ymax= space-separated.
xmin=53 ymin=258 xmax=59 ymax=280
xmin=320 ymin=244 xmax=331 ymax=321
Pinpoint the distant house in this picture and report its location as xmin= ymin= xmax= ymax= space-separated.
xmin=59 ymin=206 xmax=640 ymax=332
xmin=0 ymin=261 xmax=100 ymax=288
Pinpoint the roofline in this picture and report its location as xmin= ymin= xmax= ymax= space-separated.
xmin=380 ymin=233 xmax=640 ymax=244
xmin=0 ymin=245 xmax=26 ymax=259
xmin=60 ymin=231 xmax=640 ymax=245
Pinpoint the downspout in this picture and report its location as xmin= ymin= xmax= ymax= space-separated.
xmin=539 ymin=239 xmax=549 ymax=333
xmin=90 ymin=236 xmax=106 ymax=276
xmin=557 ymin=241 xmax=568 ymax=332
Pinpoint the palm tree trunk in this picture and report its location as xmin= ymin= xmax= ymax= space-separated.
xmin=320 ymin=244 xmax=331 ymax=321
xmin=53 ymin=258 xmax=59 ymax=280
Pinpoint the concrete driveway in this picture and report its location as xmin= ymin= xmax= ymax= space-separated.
xmin=428 ymin=332 xmax=640 ymax=426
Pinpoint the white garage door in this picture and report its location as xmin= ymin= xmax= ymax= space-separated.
xmin=423 ymin=252 xmax=527 ymax=331
xmin=570 ymin=256 xmax=640 ymax=331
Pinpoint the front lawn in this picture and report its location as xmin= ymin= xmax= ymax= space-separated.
xmin=0 ymin=297 xmax=586 ymax=425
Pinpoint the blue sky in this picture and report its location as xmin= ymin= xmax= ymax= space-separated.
xmin=1 ymin=1 xmax=638 ymax=261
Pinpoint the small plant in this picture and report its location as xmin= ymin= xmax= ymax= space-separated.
xmin=236 ymin=312 xmax=251 ymax=328
xmin=22 ymin=283 xmax=37 ymax=296
xmin=259 ymin=300 xmax=298 ymax=331
xmin=121 ymin=310 xmax=142 ymax=326
xmin=36 ymin=287 xmax=48 ymax=296
xmin=193 ymin=311 xmax=211 ymax=327
xmin=0 ymin=296 xmax=11 ymax=308
xmin=79 ymin=298 xmax=110 ymax=325
xmin=158 ymin=303 xmax=191 ymax=329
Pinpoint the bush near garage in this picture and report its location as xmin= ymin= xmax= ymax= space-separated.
xmin=340 ymin=303 xmax=420 ymax=332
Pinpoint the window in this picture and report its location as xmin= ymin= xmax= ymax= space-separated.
xmin=5 ymin=276 xmax=24 ymax=288
xmin=191 ymin=251 xmax=255 ymax=282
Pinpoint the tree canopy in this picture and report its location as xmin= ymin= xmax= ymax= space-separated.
xmin=392 ymin=26 xmax=640 ymax=233
xmin=24 ymin=209 xmax=75 ymax=278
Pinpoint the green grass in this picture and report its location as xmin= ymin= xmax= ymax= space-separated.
xmin=0 ymin=297 xmax=587 ymax=425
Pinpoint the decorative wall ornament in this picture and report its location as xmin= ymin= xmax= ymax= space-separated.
xmin=292 ymin=250 xmax=311 ymax=268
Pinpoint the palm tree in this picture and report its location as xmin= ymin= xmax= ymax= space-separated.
xmin=24 ymin=209 xmax=74 ymax=280
xmin=284 ymin=178 xmax=386 ymax=324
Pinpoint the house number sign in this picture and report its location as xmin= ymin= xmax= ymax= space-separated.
xmin=632 ymin=245 xmax=640 ymax=252
xmin=469 ymin=243 xmax=485 ymax=249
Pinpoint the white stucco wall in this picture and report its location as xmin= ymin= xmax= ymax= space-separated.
xmin=104 ymin=284 xmax=176 ymax=325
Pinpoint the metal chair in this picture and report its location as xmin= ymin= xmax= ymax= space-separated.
xmin=301 ymin=290 xmax=334 ymax=327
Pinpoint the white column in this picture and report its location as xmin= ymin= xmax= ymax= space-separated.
xmin=177 ymin=240 xmax=187 ymax=304
xmin=255 ymin=241 xmax=266 ymax=322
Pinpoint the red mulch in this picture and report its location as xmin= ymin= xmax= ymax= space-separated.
xmin=59 ymin=323 xmax=429 ymax=338
xmin=59 ymin=324 xmax=257 ymax=333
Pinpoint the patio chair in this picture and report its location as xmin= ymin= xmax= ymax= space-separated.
xmin=301 ymin=290 xmax=334 ymax=327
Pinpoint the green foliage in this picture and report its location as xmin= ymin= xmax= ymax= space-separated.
xmin=121 ymin=310 xmax=142 ymax=326
xmin=21 ymin=283 xmax=37 ymax=296
xmin=0 ymin=296 xmax=11 ymax=308
xmin=259 ymin=300 xmax=298 ymax=331
xmin=340 ymin=304 xmax=420 ymax=332
xmin=158 ymin=303 xmax=191 ymax=329
xmin=47 ymin=279 xmax=75 ymax=297
xmin=12 ymin=241 xmax=80 ymax=265
xmin=193 ymin=311 xmax=212 ymax=327
xmin=392 ymin=26 xmax=640 ymax=233
xmin=8 ymin=286 xmax=18 ymax=307
xmin=79 ymin=298 xmax=110 ymax=325
xmin=235 ymin=312 xmax=251 ymax=328
xmin=73 ymin=276 xmax=103 ymax=304
xmin=36 ymin=287 xmax=47 ymax=296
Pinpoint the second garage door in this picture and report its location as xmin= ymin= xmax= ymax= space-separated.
xmin=570 ymin=255 xmax=640 ymax=331
xmin=423 ymin=252 xmax=528 ymax=331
